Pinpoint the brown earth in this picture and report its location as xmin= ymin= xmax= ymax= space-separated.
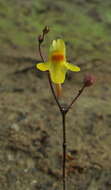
xmin=0 ymin=47 xmax=111 ymax=190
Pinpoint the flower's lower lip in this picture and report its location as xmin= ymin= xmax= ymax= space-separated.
xmin=51 ymin=54 xmax=64 ymax=62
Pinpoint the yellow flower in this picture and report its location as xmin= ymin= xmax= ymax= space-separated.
xmin=36 ymin=39 xmax=80 ymax=84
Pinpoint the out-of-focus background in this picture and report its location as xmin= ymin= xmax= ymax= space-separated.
xmin=0 ymin=0 xmax=111 ymax=189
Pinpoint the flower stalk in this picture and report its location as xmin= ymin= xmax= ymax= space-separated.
xmin=62 ymin=108 xmax=67 ymax=190
xmin=37 ymin=26 xmax=95 ymax=190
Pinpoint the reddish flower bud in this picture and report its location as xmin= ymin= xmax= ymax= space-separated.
xmin=38 ymin=35 xmax=43 ymax=43
xmin=84 ymin=74 xmax=96 ymax=87
xmin=43 ymin=26 xmax=50 ymax=34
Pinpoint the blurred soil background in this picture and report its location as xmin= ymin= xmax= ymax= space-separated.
xmin=0 ymin=0 xmax=111 ymax=189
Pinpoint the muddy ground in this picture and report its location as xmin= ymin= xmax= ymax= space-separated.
xmin=0 ymin=51 xmax=111 ymax=190
xmin=0 ymin=0 xmax=111 ymax=189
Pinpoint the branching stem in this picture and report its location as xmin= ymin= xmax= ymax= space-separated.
xmin=37 ymin=28 xmax=86 ymax=190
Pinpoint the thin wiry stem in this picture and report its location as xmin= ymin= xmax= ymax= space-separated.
xmin=38 ymin=41 xmax=62 ymax=112
xmin=38 ymin=42 xmax=44 ymax=63
xmin=47 ymin=72 xmax=62 ymax=112
xmin=62 ymin=110 xmax=67 ymax=190
xmin=38 ymin=39 xmax=67 ymax=190
xmin=37 ymin=27 xmax=86 ymax=190
xmin=66 ymin=84 xmax=86 ymax=114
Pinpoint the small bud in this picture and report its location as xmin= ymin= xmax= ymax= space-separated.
xmin=38 ymin=35 xmax=43 ymax=43
xmin=84 ymin=74 xmax=96 ymax=87
xmin=43 ymin=26 xmax=50 ymax=34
